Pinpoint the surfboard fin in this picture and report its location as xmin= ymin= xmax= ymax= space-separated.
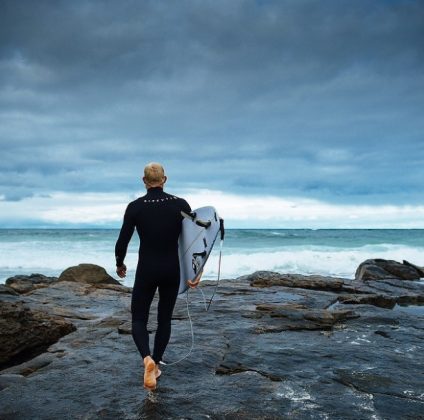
xmin=181 ymin=210 xmax=212 ymax=228
xmin=181 ymin=211 xmax=196 ymax=221
xmin=195 ymin=219 xmax=212 ymax=228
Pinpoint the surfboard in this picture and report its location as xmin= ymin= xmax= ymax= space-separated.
xmin=178 ymin=206 xmax=223 ymax=294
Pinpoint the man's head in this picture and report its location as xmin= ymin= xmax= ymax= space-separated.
xmin=143 ymin=162 xmax=167 ymax=189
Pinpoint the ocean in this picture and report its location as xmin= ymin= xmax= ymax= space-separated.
xmin=1 ymin=229 xmax=423 ymax=287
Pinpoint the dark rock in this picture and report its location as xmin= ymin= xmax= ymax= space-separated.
xmin=216 ymin=362 xmax=283 ymax=382
xmin=0 ymin=284 xmax=19 ymax=295
xmin=5 ymin=273 xmax=58 ymax=294
xmin=86 ymin=283 xmax=132 ymax=293
xmin=117 ymin=320 xmax=132 ymax=334
xmin=355 ymin=259 xmax=422 ymax=281
xmin=334 ymin=367 xmax=424 ymax=409
xmin=0 ymin=301 xmax=76 ymax=369
xmin=58 ymin=263 xmax=119 ymax=285
xmin=351 ymin=277 xmax=424 ymax=306
xmin=252 ymin=303 xmax=359 ymax=333
xmin=337 ymin=293 xmax=396 ymax=309
xmin=6 ymin=279 xmax=35 ymax=294
xmin=247 ymin=271 xmax=348 ymax=292
xmin=374 ymin=330 xmax=391 ymax=338
xmin=397 ymin=295 xmax=424 ymax=305
xmin=48 ymin=306 xmax=97 ymax=320
xmin=403 ymin=259 xmax=424 ymax=277
xmin=96 ymin=316 xmax=126 ymax=329
xmin=2 ymin=353 xmax=57 ymax=377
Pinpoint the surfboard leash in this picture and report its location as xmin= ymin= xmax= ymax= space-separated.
xmin=159 ymin=244 xmax=221 ymax=367
xmin=204 ymin=218 xmax=224 ymax=310
xmin=160 ymin=217 xmax=224 ymax=366
xmin=159 ymin=288 xmax=194 ymax=367
xmin=205 ymin=238 xmax=223 ymax=311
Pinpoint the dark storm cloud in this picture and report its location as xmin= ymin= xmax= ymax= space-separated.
xmin=0 ymin=0 xmax=423 ymax=205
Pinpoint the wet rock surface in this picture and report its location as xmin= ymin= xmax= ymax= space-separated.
xmin=1 ymin=261 xmax=424 ymax=419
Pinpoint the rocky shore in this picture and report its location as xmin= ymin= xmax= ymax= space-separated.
xmin=1 ymin=260 xmax=424 ymax=419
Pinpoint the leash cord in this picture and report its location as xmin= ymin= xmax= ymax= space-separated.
xmin=159 ymin=289 xmax=194 ymax=366
xmin=160 ymin=239 xmax=223 ymax=366
xmin=206 ymin=240 xmax=223 ymax=311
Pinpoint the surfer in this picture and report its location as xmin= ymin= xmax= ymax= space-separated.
xmin=115 ymin=162 xmax=192 ymax=391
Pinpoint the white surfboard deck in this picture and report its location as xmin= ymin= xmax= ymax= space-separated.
xmin=178 ymin=206 xmax=221 ymax=294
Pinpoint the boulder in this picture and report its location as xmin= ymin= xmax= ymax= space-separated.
xmin=5 ymin=273 xmax=58 ymax=294
xmin=58 ymin=264 xmax=119 ymax=285
xmin=0 ymin=301 xmax=76 ymax=369
xmin=355 ymin=259 xmax=422 ymax=281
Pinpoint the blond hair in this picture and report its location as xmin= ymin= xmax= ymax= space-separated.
xmin=144 ymin=162 xmax=165 ymax=186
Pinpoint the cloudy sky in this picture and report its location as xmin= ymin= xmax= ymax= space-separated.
xmin=0 ymin=0 xmax=423 ymax=228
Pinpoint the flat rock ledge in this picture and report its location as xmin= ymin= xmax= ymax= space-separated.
xmin=0 ymin=259 xmax=423 ymax=419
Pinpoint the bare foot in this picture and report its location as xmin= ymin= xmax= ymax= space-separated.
xmin=143 ymin=356 xmax=156 ymax=390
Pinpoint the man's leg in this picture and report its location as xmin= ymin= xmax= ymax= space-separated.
xmin=152 ymin=275 xmax=179 ymax=364
xmin=131 ymin=274 xmax=159 ymax=390
xmin=131 ymin=275 xmax=157 ymax=359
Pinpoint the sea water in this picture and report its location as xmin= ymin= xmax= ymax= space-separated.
xmin=0 ymin=229 xmax=423 ymax=288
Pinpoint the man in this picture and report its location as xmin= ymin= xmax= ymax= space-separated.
xmin=115 ymin=162 xmax=194 ymax=391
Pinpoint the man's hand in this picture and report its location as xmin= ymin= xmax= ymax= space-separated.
xmin=116 ymin=264 xmax=127 ymax=278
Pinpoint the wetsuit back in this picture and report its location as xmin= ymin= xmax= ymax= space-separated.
xmin=115 ymin=186 xmax=191 ymax=363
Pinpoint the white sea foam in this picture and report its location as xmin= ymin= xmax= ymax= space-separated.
xmin=1 ymin=231 xmax=423 ymax=288
xmin=203 ymin=243 xmax=424 ymax=280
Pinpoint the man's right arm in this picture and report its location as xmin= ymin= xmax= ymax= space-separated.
xmin=115 ymin=203 xmax=135 ymax=274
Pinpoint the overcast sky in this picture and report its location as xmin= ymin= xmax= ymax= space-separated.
xmin=1 ymin=0 xmax=423 ymax=228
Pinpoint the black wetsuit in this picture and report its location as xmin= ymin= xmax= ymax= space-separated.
xmin=115 ymin=187 xmax=191 ymax=363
